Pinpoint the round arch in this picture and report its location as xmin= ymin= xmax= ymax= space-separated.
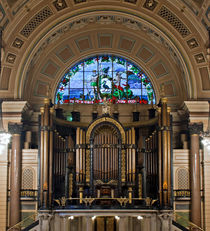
xmin=54 ymin=54 xmax=156 ymax=105
xmin=11 ymin=8 xmax=197 ymax=104
xmin=86 ymin=117 xmax=126 ymax=144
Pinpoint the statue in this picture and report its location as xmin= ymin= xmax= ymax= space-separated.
xmin=102 ymin=97 xmax=111 ymax=115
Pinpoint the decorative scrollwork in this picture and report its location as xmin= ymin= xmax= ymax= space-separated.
xmin=116 ymin=197 xmax=129 ymax=206
xmin=86 ymin=149 xmax=90 ymax=183
xmin=82 ymin=197 xmax=95 ymax=206
xmin=121 ymin=149 xmax=126 ymax=182
xmin=86 ymin=117 xmax=125 ymax=144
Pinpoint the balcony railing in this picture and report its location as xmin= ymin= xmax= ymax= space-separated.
xmin=8 ymin=189 xmax=38 ymax=200
xmin=174 ymin=190 xmax=191 ymax=200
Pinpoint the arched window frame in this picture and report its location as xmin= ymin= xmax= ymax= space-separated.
xmin=55 ymin=55 xmax=156 ymax=105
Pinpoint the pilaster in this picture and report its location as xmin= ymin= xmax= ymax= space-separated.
xmin=8 ymin=123 xmax=23 ymax=227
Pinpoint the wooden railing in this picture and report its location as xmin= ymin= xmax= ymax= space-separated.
xmin=7 ymin=212 xmax=38 ymax=231
xmin=8 ymin=190 xmax=38 ymax=200
xmin=174 ymin=212 xmax=204 ymax=231
xmin=174 ymin=190 xmax=191 ymax=199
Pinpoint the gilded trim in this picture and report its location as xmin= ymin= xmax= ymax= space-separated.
xmin=86 ymin=116 xmax=126 ymax=144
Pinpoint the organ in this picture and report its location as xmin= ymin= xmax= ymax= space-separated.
xmin=39 ymin=97 xmax=172 ymax=210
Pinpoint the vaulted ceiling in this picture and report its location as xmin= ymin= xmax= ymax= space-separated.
xmin=0 ymin=0 xmax=209 ymax=109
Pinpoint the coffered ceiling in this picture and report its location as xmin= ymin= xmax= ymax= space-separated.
xmin=0 ymin=0 xmax=209 ymax=109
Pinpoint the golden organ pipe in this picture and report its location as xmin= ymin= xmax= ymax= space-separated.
xmin=161 ymin=98 xmax=168 ymax=206
xmin=76 ymin=128 xmax=80 ymax=182
xmin=167 ymin=107 xmax=171 ymax=204
xmin=43 ymin=100 xmax=50 ymax=207
xmin=82 ymin=129 xmax=85 ymax=181
xmin=115 ymin=135 xmax=118 ymax=179
xmin=107 ymin=132 xmax=109 ymax=180
xmin=129 ymin=129 xmax=132 ymax=182
xmin=111 ymin=134 xmax=113 ymax=179
xmin=158 ymin=107 xmax=162 ymax=206
xmin=49 ymin=107 xmax=54 ymax=205
xmin=94 ymin=135 xmax=96 ymax=178
xmin=79 ymin=128 xmax=83 ymax=181
xmin=104 ymin=132 xmax=106 ymax=180
xmin=131 ymin=127 xmax=135 ymax=181
xmin=98 ymin=134 xmax=100 ymax=178
xmin=40 ymin=107 xmax=44 ymax=205
xmin=126 ymin=130 xmax=129 ymax=181
xmin=98 ymin=134 xmax=102 ymax=179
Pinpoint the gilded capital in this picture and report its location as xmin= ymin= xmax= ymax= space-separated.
xmin=161 ymin=97 xmax=168 ymax=103
xmin=40 ymin=107 xmax=44 ymax=113
xmin=189 ymin=122 xmax=203 ymax=135
xmin=8 ymin=123 xmax=22 ymax=134
xmin=44 ymin=98 xmax=50 ymax=105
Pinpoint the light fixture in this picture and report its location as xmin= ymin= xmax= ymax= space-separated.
xmin=137 ymin=216 xmax=143 ymax=220
xmin=57 ymin=0 xmax=63 ymax=7
xmin=0 ymin=100 xmax=11 ymax=154
xmin=200 ymin=101 xmax=210 ymax=150
xmin=115 ymin=216 xmax=120 ymax=220
xmin=68 ymin=216 xmax=74 ymax=220
xmin=92 ymin=216 xmax=96 ymax=221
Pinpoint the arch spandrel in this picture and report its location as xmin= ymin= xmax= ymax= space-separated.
xmin=0 ymin=2 xmax=208 ymax=105
xmin=86 ymin=117 xmax=126 ymax=144
xmin=11 ymin=10 xmax=196 ymax=105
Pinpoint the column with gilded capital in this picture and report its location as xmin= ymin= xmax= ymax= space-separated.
xmin=189 ymin=123 xmax=203 ymax=230
xmin=41 ymin=98 xmax=51 ymax=208
xmin=161 ymin=98 xmax=169 ymax=208
xmin=8 ymin=123 xmax=22 ymax=227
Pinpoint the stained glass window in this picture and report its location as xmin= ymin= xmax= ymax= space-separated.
xmin=55 ymin=55 xmax=155 ymax=104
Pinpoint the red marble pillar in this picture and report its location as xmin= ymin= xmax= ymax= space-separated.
xmin=8 ymin=123 xmax=22 ymax=227
xmin=189 ymin=123 xmax=203 ymax=230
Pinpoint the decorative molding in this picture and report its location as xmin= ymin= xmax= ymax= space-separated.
xmin=124 ymin=0 xmax=137 ymax=4
xmin=189 ymin=122 xmax=203 ymax=135
xmin=73 ymin=0 xmax=86 ymax=4
xmin=12 ymin=38 xmax=24 ymax=49
xmin=53 ymin=0 xmax=67 ymax=11
xmin=186 ymin=38 xmax=198 ymax=49
xmin=8 ymin=123 xmax=23 ymax=134
xmin=20 ymin=7 xmax=53 ymax=38
xmin=143 ymin=0 xmax=158 ymax=11
xmin=6 ymin=53 xmax=16 ymax=64
xmin=86 ymin=116 xmax=126 ymax=144
xmin=28 ymin=14 xmax=184 ymax=73
xmin=194 ymin=53 xmax=205 ymax=63
xmin=0 ymin=4 xmax=5 ymax=23
xmin=158 ymin=6 xmax=191 ymax=38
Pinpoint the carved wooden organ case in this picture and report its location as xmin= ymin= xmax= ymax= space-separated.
xmin=39 ymin=98 xmax=173 ymax=209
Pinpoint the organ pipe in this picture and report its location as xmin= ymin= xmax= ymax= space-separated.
xmin=40 ymin=107 xmax=44 ymax=205
xmin=158 ymin=107 xmax=162 ymax=206
xmin=49 ymin=107 xmax=54 ymax=205
xmin=167 ymin=106 xmax=172 ymax=205
xmin=161 ymin=97 xmax=169 ymax=207
xmin=76 ymin=127 xmax=80 ymax=182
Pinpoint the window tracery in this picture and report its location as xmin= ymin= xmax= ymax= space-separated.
xmin=55 ymin=55 xmax=155 ymax=104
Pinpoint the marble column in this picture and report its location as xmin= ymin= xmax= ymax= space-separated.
xmin=61 ymin=216 xmax=69 ymax=231
xmin=118 ymin=217 xmax=128 ymax=231
xmin=85 ymin=216 xmax=93 ymax=231
xmin=39 ymin=213 xmax=53 ymax=231
xmin=8 ymin=123 xmax=22 ymax=228
xmin=161 ymin=98 xmax=169 ymax=207
xmin=189 ymin=123 xmax=203 ymax=230
xmin=143 ymin=215 xmax=151 ymax=231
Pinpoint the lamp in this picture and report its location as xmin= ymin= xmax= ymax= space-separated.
xmin=0 ymin=100 xmax=11 ymax=154
xmin=200 ymin=101 xmax=210 ymax=150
